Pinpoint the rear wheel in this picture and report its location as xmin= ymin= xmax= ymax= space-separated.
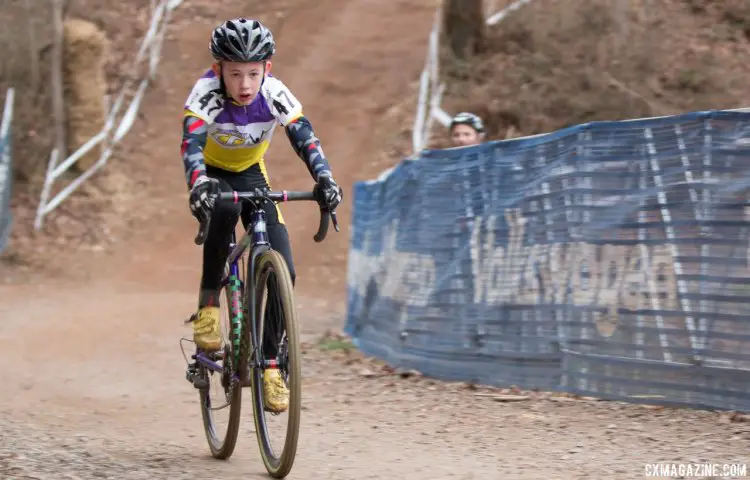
xmin=250 ymin=249 xmax=301 ymax=478
xmin=199 ymin=263 xmax=244 ymax=459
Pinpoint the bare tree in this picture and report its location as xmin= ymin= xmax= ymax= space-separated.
xmin=443 ymin=0 xmax=485 ymax=59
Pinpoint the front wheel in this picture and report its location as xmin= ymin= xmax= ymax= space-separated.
xmin=250 ymin=250 xmax=301 ymax=478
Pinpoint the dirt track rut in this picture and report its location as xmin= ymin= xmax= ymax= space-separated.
xmin=2 ymin=0 xmax=749 ymax=479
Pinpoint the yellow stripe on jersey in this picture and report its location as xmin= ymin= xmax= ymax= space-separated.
xmin=184 ymin=109 xmax=208 ymax=122
xmin=203 ymin=137 xmax=270 ymax=172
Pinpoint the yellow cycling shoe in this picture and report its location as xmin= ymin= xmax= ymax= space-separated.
xmin=192 ymin=306 xmax=223 ymax=352
xmin=263 ymin=369 xmax=289 ymax=413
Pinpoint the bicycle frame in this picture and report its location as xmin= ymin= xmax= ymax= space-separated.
xmin=188 ymin=187 xmax=337 ymax=386
xmin=193 ymin=207 xmax=272 ymax=385
xmin=183 ymin=186 xmax=338 ymax=472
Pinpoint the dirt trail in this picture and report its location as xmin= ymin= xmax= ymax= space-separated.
xmin=2 ymin=1 xmax=749 ymax=479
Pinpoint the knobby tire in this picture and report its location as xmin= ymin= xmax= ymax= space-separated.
xmin=250 ymin=250 xmax=301 ymax=478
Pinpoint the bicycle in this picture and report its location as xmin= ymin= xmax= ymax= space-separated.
xmin=180 ymin=186 xmax=339 ymax=478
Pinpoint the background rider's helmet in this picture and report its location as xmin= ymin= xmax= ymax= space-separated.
xmin=210 ymin=18 xmax=276 ymax=63
xmin=450 ymin=112 xmax=485 ymax=133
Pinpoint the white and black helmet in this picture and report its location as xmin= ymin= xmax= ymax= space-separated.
xmin=450 ymin=112 xmax=485 ymax=133
xmin=210 ymin=18 xmax=275 ymax=63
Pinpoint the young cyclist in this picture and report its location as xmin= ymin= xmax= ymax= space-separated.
xmin=181 ymin=18 xmax=343 ymax=413
xmin=449 ymin=111 xmax=485 ymax=147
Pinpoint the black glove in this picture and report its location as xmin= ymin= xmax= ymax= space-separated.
xmin=189 ymin=175 xmax=219 ymax=223
xmin=315 ymin=173 xmax=343 ymax=211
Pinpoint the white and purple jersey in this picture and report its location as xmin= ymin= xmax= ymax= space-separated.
xmin=183 ymin=68 xmax=304 ymax=175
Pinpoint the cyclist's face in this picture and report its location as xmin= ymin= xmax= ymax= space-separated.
xmin=451 ymin=124 xmax=482 ymax=147
xmin=215 ymin=61 xmax=270 ymax=105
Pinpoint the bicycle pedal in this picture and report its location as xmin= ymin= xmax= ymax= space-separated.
xmin=185 ymin=365 xmax=209 ymax=390
xmin=192 ymin=377 xmax=209 ymax=390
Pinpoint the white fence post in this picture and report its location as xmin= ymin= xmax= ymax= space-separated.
xmin=34 ymin=0 xmax=182 ymax=230
xmin=0 ymin=89 xmax=14 ymax=143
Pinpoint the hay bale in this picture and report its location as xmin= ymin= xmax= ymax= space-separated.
xmin=63 ymin=18 xmax=109 ymax=172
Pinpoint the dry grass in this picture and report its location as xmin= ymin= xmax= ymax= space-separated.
xmin=437 ymin=0 xmax=750 ymax=144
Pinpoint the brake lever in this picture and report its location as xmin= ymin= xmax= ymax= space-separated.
xmin=330 ymin=210 xmax=340 ymax=232
xmin=194 ymin=216 xmax=211 ymax=245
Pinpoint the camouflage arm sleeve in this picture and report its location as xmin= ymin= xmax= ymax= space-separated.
xmin=285 ymin=116 xmax=332 ymax=181
xmin=181 ymin=114 xmax=208 ymax=189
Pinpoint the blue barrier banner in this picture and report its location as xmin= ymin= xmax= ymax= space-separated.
xmin=346 ymin=110 xmax=750 ymax=412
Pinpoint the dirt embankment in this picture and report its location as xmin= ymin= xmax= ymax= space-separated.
xmin=2 ymin=1 xmax=749 ymax=479
xmin=435 ymin=0 xmax=750 ymax=146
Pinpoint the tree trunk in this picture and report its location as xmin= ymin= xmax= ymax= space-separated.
xmin=443 ymin=0 xmax=485 ymax=59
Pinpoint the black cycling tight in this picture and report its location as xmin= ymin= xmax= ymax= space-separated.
xmin=199 ymin=165 xmax=295 ymax=358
